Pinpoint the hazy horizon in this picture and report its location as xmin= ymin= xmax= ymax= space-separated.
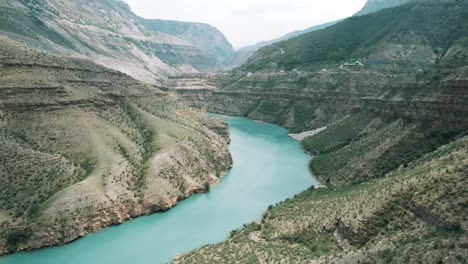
xmin=123 ymin=0 xmax=368 ymax=49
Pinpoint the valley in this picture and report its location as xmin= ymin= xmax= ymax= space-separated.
xmin=0 ymin=0 xmax=467 ymax=263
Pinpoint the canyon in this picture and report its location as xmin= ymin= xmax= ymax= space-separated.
xmin=0 ymin=0 xmax=467 ymax=263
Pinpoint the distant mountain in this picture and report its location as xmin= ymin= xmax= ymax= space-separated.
xmin=242 ymin=0 xmax=468 ymax=72
xmin=226 ymin=20 xmax=341 ymax=68
xmin=0 ymin=0 xmax=234 ymax=84
xmin=138 ymin=18 xmax=235 ymax=65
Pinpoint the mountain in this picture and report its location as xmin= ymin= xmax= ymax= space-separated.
xmin=242 ymin=0 xmax=467 ymax=72
xmin=169 ymin=1 xmax=468 ymax=262
xmin=226 ymin=0 xmax=411 ymax=69
xmin=138 ymin=18 xmax=235 ymax=65
xmin=0 ymin=0 xmax=234 ymax=84
xmin=0 ymin=35 xmax=232 ymax=254
xmin=226 ymin=20 xmax=341 ymax=69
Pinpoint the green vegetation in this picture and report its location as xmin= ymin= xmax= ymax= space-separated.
xmin=5 ymin=228 xmax=32 ymax=251
xmin=303 ymin=113 xmax=464 ymax=186
xmin=204 ymin=182 xmax=211 ymax=192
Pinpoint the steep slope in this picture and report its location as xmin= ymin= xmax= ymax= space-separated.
xmin=0 ymin=0 xmax=233 ymax=84
xmin=138 ymin=18 xmax=235 ymax=65
xmin=0 ymin=36 xmax=232 ymax=255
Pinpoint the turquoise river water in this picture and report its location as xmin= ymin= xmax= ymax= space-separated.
xmin=0 ymin=115 xmax=317 ymax=264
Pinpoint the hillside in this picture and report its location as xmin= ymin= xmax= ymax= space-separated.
xmin=225 ymin=20 xmax=340 ymax=69
xmin=356 ymin=0 xmax=411 ymax=15
xmin=0 ymin=0 xmax=234 ymax=84
xmin=0 ymin=36 xmax=232 ymax=255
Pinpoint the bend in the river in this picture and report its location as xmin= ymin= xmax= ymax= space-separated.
xmin=0 ymin=115 xmax=318 ymax=264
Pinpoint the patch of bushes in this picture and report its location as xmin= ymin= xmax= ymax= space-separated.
xmin=5 ymin=228 xmax=32 ymax=251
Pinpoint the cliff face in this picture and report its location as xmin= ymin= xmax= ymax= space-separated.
xmin=0 ymin=0 xmax=234 ymax=84
xmin=169 ymin=66 xmax=467 ymax=133
xmin=0 ymin=36 xmax=232 ymax=255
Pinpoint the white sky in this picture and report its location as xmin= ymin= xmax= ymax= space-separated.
xmin=124 ymin=0 xmax=368 ymax=49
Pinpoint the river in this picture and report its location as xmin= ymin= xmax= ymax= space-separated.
xmin=0 ymin=115 xmax=317 ymax=264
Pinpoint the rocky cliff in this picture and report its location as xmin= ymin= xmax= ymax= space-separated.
xmin=0 ymin=0 xmax=234 ymax=84
xmin=0 ymin=36 xmax=232 ymax=255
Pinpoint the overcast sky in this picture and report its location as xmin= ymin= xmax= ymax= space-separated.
xmin=124 ymin=0 xmax=368 ymax=49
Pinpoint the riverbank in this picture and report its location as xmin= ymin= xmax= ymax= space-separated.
xmin=289 ymin=126 xmax=328 ymax=141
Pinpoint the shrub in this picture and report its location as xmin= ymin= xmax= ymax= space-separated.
xmin=5 ymin=228 xmax=32 ymax=251
xmin=204 ymin=182 xmax=211 ymax=192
